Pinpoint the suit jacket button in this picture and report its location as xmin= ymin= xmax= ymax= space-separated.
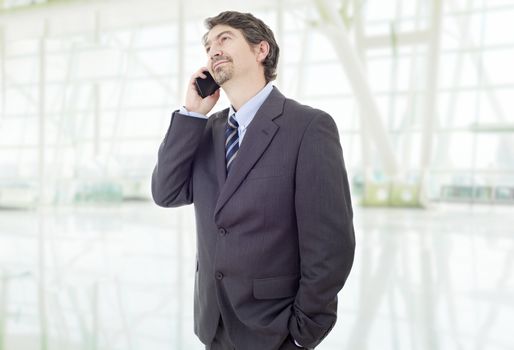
xmin=219 ymin=228 xmax=227 ymax=236
xmin=215 ymin=272 xmax=224 ymax=280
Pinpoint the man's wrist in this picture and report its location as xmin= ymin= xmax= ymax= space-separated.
xmin=179 ymin=106 xmax=208 ymax=119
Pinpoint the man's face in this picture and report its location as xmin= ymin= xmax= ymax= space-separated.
xmin=204 ymin=24 xmax=260 ymax=85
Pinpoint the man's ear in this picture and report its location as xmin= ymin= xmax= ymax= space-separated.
xmin=255 ymin=41 xmax=270 ymax=63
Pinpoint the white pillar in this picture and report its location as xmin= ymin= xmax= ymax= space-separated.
xmin=37 ymin=21 xmax=50 ymax=349
xmin=353 ymin=0 xmax=373 ymax=181
xmin=419 ymin=0 xmax=443 ymax=202
xmin=0 ymin=271 xmax=7 ymax=350
xmin=0 ymin=25 xmax=5 ymax=122
xmin=314 ymin=0 xmax=399 ymax=177
xmin=94 ymin=11 xmax=101 ymax=157
xmin=38 ymin=21 xmax=48 ymax=205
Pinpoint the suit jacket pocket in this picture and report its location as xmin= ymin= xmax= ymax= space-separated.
xmin=246 ymin=165 xmax=286 ymax=180
xmin=253 ymin=275 xmax=299 ymax=300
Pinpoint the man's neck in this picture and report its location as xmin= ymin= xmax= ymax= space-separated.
xmin=222 ymin=74 xmax=267 ymax=111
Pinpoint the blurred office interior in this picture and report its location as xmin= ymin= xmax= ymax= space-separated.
xmin=0 ymin=0 xmax=513 ymax=349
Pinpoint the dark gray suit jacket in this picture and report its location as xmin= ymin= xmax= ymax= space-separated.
xmin=152 ymin=87 xmax=355 ymax=349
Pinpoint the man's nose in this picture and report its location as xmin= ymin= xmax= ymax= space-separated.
xmin=209 ymin=42 xmax=223 ymax=58
xmin=210 ymin=49 xmax=223 ymax=60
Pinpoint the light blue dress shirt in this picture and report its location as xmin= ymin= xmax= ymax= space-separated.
xmin=179 ymin=82 xmax=274 ymax=146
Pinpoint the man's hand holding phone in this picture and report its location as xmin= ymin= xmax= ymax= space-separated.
xmin=185 ymin=67 xmax=220 ymax=116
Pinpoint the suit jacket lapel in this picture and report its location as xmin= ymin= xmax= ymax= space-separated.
xmin=212 ymin=110 xmax=229 ymax=190
xmin=214 ymin=87 xmax=285 ymax=219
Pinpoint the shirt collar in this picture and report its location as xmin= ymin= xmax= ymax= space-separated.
xmin=228 ymin=82 xmax=274 ymax=129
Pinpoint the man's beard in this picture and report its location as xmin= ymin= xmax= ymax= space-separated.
xmin=213 ymin=63 xmax=233 ymax=85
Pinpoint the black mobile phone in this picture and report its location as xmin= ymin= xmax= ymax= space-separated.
xmin=195 ymin=71 xmax=220 ymax=98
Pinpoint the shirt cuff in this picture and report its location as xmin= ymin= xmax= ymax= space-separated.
xmin=179 ymin=106 xmax=208 ymax=119
xmin=294 ymin=338 xmax=303 ymax=348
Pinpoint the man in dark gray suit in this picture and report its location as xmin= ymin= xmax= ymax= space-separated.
xmin=152 ymin=11 xmax=355 ymax=350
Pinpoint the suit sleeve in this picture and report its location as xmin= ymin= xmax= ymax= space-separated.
xmin=151 ymin=111 xmax=208 ymax=207
xmin=289 ymin=112 xmax=356 ymax=348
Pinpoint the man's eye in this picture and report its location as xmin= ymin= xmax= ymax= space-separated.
xmin=205 ymin=47 xmax=210 ymax=53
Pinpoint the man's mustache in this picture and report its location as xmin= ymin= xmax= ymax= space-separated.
xmin=212 ymin=56 xmax=232 ymax=67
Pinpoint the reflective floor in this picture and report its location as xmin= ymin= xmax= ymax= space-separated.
xmin=1 ymin=202 xmax=513 ymax=350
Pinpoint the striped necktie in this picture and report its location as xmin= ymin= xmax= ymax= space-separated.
xmin=225 ymin=113 xmax=239 ymax=173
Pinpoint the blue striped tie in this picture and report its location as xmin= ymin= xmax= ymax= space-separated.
xmin=225 ymin=113 xmax=239 ymax=173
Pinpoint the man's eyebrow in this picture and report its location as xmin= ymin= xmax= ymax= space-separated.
xmin=204 ymin=30 xmax=235 ymax=48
